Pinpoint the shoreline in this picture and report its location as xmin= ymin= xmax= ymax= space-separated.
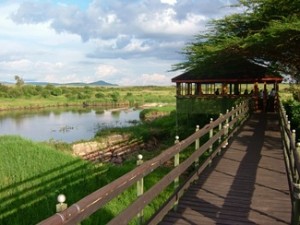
xmin=0 ymin=101 xmax=132 ymax=112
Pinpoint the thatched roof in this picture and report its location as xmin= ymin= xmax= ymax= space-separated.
xmin=172 ymin=58 xmax=283 ymax=84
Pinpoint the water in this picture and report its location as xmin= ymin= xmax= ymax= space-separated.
xmin=0 ymin=107 xmax=141 ymax=143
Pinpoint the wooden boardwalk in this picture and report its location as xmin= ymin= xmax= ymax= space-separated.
xmin=159 ymin=112 xmax=291 ymax=225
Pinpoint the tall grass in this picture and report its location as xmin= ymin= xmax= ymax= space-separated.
xmin=0 ymin=135 xmax=175 ymax=225
xmin=0 ymin=136 xmax=137 ymax=224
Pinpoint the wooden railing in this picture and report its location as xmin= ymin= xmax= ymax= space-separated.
xmin=37 ymin=101 xmax=250 ymax=225
xmin=278 ymin=98 xmax=300 ymax=225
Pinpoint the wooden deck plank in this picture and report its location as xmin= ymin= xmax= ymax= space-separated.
xmin=159 ymin=112 xmax=291 ymax=225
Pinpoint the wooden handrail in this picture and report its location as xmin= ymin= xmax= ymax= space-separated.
xmin=37 ymin=101 xmax=249 ymax=225
xmin=278 ymin=96 xmax=300 ymax=225
xmin=279 ymin=99 xmax=300 ymax=179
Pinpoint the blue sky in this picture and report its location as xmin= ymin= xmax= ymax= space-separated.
xmin=0 ymin=0 xmax=240 ymax=86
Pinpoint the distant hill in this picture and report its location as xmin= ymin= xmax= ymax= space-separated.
xmin=69 ymin=80 xmax=118 ymax=86
xmin=90 ymin=80 xmax=118 ymax=86
xmin=1 ymin=80 xmax=118 ymax=86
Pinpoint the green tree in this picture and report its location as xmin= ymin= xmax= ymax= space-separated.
xmin=50 ymin=87 xmax=62 ymax=96
xmin=95 ymin=92 xmax=105 ymax=98
xmin=14 ymin=75 xmax=24 ymax=87
xmin=8 ymin=88 xmax=23 ymax=98
xmin=22 ymin=85 xmax=38 ymax=97
xmin=0 ymin=83 xmax=9 ymax=98
xmin=110 ymin=91 xmax=120 ymax=103
xmin=174 ymin=0 xmax=300 ymax=80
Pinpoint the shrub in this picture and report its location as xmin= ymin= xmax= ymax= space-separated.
xmin=50 ymin=87 xmax=62 ymax=96
xmin=95 ymin=92 xmax=105 ymax=98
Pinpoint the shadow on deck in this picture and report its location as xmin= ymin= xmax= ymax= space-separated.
xmin=159 ymin=112 xmax=291 ymax=225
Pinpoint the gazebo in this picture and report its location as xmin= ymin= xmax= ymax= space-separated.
xmin=172 ymin=58 xmax=283 ymax=115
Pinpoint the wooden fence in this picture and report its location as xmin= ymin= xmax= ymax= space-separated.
xmin=278 ymin=99 xmax=300 ymax=225
xmin=37 ymin=101 xmax=250 ymax=225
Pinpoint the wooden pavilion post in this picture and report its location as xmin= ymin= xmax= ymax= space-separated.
xmin=263 ymin=82 xmax=267 ymax=111
xmin=253 ymin=82 xmax=259 ymax=111
xmin=187 ymin=83 xmax=192 ymax=95
xmin=176 ymin=83 xmax=181 ymax=96
xmin=274 ymin=82 xmax=279 ymax=111
xmin=198 ymin=83 xmax=202 ymax=95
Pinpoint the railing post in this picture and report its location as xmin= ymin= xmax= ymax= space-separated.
xmin=240 ymin=102 xmax=243 ymax=117
xmin=209 ymin=118 xmax=213 ymax=153
xmin=240 ymin=102 xmax=243 ymax=115
xmin=174 ymin=136 xmax=180 ymax=210
xmin=287 ymin=121 xmax=291 ymax=151
xmin=137 ymin=154 xmax=144 ymax=225
xmin=292 ymin=143 xmax=300 ymax=225
xmin=292 ymin=130 xmax=296 ymax=146
xmin=291 ymin=130 xmax=297 ymax=181
xmin=231 ymin=107 xmax=235 ymax=129
xmin=195 ymin=125 xmax=200 ymax=167
xmin=296 ymin=142 xmax=300 ymax=183
xmin=241 ymin=102 xmax=244 ymax=117
xmin=225 ymin=109 xmax=229 ymax=125
xmin=218 ymin=113 xmax=223 ymax=147
xmin=292 ymin=182 xmax=300 ymax=225
xmin=239 ymin=102 xmax=244 ymax=120
xmin=56 ymin=194 xmax=67 ymax=213
xmin=222 ymin=123 xmax=229 ymax=148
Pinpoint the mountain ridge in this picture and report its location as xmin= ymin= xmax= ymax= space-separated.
xmin=1 ymin=80 xmax=118 ymax=86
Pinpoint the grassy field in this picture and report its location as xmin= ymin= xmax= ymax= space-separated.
xmin=0 ymin=136 xmax=106 ymax=224
xmin=0 ymin=135 xmax=175 ymax=225
xmin=0 ymin=85 xmax=176 ymax=110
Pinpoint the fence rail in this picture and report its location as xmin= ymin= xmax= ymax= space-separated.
xmin=278 ymin=98 xmax=300 ymax=225
xmin=38 ymin=101 xmax=250 ymax=225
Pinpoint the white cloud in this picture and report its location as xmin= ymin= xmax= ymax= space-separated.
xmin=115 ymin=72 xmax=173 ymax=86
xmin=137 ymin=9 xmax=207 ymax=36
xmin=161 ymin=0 xmax=177 ymax=6
xmin=123 ymin=38 xmax=151 ymax=52
xmin=0 ymin=0 xmax=241 ymax=85
xmin=140 ymin=73 xmax=171 ymax=86
xmin=95 ymin=65 xmax=119 ymax=78
xmin=0 ymin=59 xmax=32 ymax=70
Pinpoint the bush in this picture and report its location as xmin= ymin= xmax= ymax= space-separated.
xmin=95 ymin=92 xmax=105 ymax=98
xmin=50 ymin=87 xmax=62 ymax=96
xmin=283 ymin=99 xmax=300 ymax=140
xmin=41 ymin=89 xmax=51 ymax=98
xmin=77 ymin=93 xmax=91 ymax=100
xmin=21 ymin=85 xmax=39 ymax=97
xmin=7 ymin=88 xmax=23 ymax=98
xmin=110 ymin=91 xmax=120 ymax=103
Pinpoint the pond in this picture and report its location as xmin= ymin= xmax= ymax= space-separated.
xmin=0 ymin=107 xmax=141 ymax=143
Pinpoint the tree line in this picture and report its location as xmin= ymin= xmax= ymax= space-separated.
xmin=0 ymin=81 xmax=122 ymax=102
xmin=0 ymin=80 xmax=175 ymax=109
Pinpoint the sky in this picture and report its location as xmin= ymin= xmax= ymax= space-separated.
xmin=0 ymin=0 xmax=241 ymax=86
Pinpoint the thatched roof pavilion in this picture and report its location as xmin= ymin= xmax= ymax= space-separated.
xmin=172 ymin=58 xmax=283 ymax=112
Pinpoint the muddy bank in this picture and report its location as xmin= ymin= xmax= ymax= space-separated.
xmin=72 ymin=134 xmax=158 ymax=164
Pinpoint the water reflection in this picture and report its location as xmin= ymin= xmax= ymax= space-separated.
xmin=0 ymin=107 xmax=141 ymax=143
